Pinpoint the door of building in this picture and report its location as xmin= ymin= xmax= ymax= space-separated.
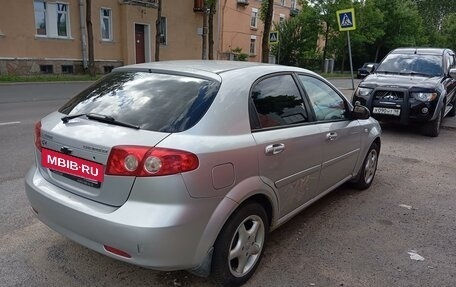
xmin=135 ymin=24 xmax=145 ymax=64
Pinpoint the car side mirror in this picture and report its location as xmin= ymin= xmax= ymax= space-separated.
xmin=352 ymin=103 xmax=370 ymax=120
xmin=449 ymin=68 xmax=456 ymax=79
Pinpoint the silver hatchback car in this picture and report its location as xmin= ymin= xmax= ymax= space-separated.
xmin=26 ymin=61 xmax=381 ymax=286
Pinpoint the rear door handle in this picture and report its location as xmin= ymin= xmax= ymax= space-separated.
xmin=326 ymin=132 xmax=338 ymax=141
xmin=265 ymin=143 xmax=285 ymax=155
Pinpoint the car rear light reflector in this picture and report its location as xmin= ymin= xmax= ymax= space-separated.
xmin=103 ymin=245 xmax=131 ymax=258
xmin=34 ymin=121 xmax=42 ymax=151
xmin=106 ymin=146 xmax=199 ymax=177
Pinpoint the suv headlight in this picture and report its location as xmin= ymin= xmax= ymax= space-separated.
xmin=411 ymin=92 xmax=437 ymax=101
xmin=354 ymin=87 xmax=373 ymax=98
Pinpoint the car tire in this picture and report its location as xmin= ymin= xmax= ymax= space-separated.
xmin=423 ymin=107 xmax=443 ymax=137
xmin=211 ymin=202 xmax=268 ymax=287
xmin=351 ymin=142 xmax=379 ymax=190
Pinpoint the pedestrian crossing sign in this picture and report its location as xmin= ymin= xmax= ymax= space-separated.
xmin=269 ymin=31 xmax=279 ymax=44
xmin=336 ymin=8 xmax=356 ymax=31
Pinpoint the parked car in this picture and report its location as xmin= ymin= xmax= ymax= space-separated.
xmin=357 ymin=62 xmax=378 ymax=78
xmin=353 ymin=48 xmax=456 ymax=137
xmin=26 ymin=61 xmax=381 ymax=286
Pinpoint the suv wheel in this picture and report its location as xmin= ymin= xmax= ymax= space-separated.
xmin=351 ymin=142 xmax=379 ymax=190
xmin=212 ymin=202 xmax=268 ymax=287
xmin=423 ymin=108 xmax=443 ymax=137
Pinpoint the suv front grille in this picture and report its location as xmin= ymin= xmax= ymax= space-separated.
xmin=374 ymin=90 xmax=405 ymax=102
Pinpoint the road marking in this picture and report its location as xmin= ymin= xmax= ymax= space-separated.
xmin=0 ymin=121 xmax=21 ymax=126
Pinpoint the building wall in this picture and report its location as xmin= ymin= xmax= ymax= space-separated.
xmin=219 ymin=0 xmax=298 ymax=62
xmin=0 ymin=0 xmax=217 ymax=75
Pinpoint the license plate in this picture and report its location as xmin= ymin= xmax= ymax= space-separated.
xmin=373 ymin=107 xmax=401 ymax=116
xmin=42 ymin=148 xmax=104 ymax=182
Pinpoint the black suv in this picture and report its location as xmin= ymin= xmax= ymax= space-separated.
xmin=352 ymin=48 xmax=456 ymax=137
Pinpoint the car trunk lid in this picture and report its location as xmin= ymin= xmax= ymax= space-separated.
xmin=37 ymin=112 xmax=170 ymax=206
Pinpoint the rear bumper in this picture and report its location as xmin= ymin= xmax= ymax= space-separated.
xmin=25 ymin=165 xmax=228 ymax=271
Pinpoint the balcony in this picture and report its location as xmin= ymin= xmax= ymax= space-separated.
xmin=237 ymin=0 xmax=249 ymax=6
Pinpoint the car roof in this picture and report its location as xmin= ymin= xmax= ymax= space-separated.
xmin=390 ymin=48 xmax=453 ymax=56
xmin=115 ymin=60 xmax=276 ymax=74
xmin=113 ymin=60 xmax=312 ymax=81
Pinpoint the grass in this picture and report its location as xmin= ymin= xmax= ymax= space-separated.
xmin=0 ymin=74 xmax=101 ymax=83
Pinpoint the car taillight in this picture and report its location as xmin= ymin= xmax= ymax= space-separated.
xmin=106 ymin=146 xmax=199 ymax=177
xmin=34 ymin=121 xmax=42 ymax=151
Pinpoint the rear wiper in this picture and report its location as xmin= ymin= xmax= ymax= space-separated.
xmin=61 ymin=113 xmax=140 ymax=129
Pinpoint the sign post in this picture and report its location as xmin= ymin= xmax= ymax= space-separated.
xmin=336 ymin=8 xmax=356 ymax=90
xmin=269 ymin=31 xmax=279 ymax=64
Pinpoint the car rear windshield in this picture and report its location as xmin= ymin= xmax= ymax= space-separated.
xmin=376 ymin=54 xmax=443 ymax=77
xmin=59 ymin=71 xmax=220 ymax=132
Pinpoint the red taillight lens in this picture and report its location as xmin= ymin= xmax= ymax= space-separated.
xmin=106 ymin=146 xmax=199 ymax=177
xmin=34 ymin=121 xmax=42 ymax=151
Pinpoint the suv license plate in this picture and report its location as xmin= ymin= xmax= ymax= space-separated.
xmin=373 ymin=107 xmax=400 ymax=116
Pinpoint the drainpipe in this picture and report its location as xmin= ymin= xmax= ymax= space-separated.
xmin=79 ymin=0 xmax=88 ymax=69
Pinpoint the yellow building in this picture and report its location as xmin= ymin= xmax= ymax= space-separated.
xmin=0 ymin=0 xmax=298 ymax=75
xmin=218 ymin=0 xmax=299 ymax=62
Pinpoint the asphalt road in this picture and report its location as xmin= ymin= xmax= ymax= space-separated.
xmin=1 ymin=81 xmax=455 ymax=286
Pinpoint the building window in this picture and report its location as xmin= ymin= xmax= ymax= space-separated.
xmin=57 ymin=4 xmax=68 ymax=36
xmin=250 ymin=36 xmax=257 ymax=55
xmin=61 ymin=65 xmax=74 ymax=74
xmin=281 ymin=0 xmax=286 ymax=6
xmin=291 ymin=0 xmax=296 ymax=9
xmin=159 ymin=17 xmax=167 ymax=45
xmin=34 ymin=0 xmax=46 ymax=35
xmin=40 ymin=65 xmax=53 ymax=74
xmin=250 ymin=8 xmax=258 ymax=28
xmin=34 ymin=1 xmax=70 ymax=38
xmin=100 ymin=8 xmax=112 ymax=40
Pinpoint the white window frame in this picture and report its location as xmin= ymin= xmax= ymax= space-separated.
xmin=56 ymin=2 xmax=69 ymax=37
xmin=34 ymin=1 xmax=71 ymax=38
xmin=34 ymin=0 xmax=47 ymax=36
xmin=291 ymin=0 xmax=296 ymax=9
xmin=250 ymin=8 xmax=258 ymax=29
xmin=280 ymin=0 xmax=286 ymax=6
xmin=100 ymin=7 xmax=113 ymax=41
xmin=250 ymin=35 xmax=257 ymax=55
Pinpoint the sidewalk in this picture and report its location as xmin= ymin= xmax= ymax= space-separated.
xmin=339 ymin=88 xmax=456 ymax=130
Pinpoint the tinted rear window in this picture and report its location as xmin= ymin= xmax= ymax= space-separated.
xmin=59 ymin=71 xmax=220 ymax=132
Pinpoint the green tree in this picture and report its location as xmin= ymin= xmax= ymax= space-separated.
xmin=86 ymin=0 xmax=95 ymax=76
xmin=207 ymin=0 xmax=217 ymax=60
xmin=370 ymin=0 xmax=425 ymax=61
xmin=155 ymin=0 xmax=162 ymax=61
xmin=272 ymin=4 xmax=320 ymax=67
xmin=307 ymin=0 xmax=351 ymax=61
xmin=441 ymin=13 xmax=456 ymax=51
xmin=260 ymin=0 xmax=274 ymax=63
